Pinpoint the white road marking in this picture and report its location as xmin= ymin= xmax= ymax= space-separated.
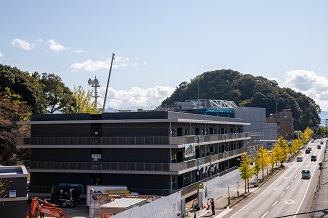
xmin=291 ymin=180 xmax=294 ymax=184
xmin=284 ymin=199 xmax=295 ymax=204
xmin=272 ymin=201 xmax=278 ymax=207
xmin=274 ymin=187 xmax=279 ymax=191
xmin=286 ymin=185 xmax=290 ymax=190
xmin=261 ymin=211 xmax=268 ymax=218
xmin=293 ymin=161 xmax=316 ymax=218
xmin=230 ymin=169 xmax=289 ymax=218
xmin=280 ymin=192 xmax=285 ymax=197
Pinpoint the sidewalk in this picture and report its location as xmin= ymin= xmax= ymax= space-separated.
xmin=188 ymin=176 xmax=261 ymax=218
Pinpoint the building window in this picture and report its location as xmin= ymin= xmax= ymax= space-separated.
xmin=171 ymin=129 xmax=176 ymax=137
xmin=184 ymin=129 xmax=189 ymax=135
xmin=171 ymin=153 xmax=177 ymax=162
xmin=195 ymin=128 xmax=200 ymax=135
xmin=209 ymin=128 xmax=213 ymax=134
xmin=91 ymin=154 xmax=101 ymax=162
xmin=183 ymin=175 xmax=190 ymax=186
xmin=172 ymin=178 xmax=177 ymax=189
xmin=177 ymin=128 xmax=183 ymax=136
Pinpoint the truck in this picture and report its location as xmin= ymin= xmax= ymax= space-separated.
xmin=86 ymin=185 xmax=128 ymax=207
xmin=50 ymin=183 xmax=84 ymax=208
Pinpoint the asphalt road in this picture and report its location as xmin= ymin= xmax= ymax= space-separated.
xmin=222 ymin=139 xmax=325 ymax=218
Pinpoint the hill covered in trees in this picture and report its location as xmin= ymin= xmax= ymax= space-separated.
xmin=161 ymin=69 xmax=320 ymax=131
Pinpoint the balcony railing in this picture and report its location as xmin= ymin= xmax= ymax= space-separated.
xmin=18 ymin=132 xmax=250 ymax=146
xmin=29 ymin=166 xmax=239 ymax=196
xmin=27 ymin=148 xmax=245 ymax=173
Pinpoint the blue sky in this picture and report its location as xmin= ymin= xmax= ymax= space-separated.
xmin=1 ymin=1 xmax=328 ymax=111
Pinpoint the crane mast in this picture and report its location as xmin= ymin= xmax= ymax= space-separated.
xmin=102 ymin=53 xmax=115 ymax=112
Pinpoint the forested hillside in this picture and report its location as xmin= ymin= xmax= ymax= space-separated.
xmin=161 ymin=69 xmax=320 ymax=131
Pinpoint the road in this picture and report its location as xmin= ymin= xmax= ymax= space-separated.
xmin=223 ymin=139 xmax=325 ymax=218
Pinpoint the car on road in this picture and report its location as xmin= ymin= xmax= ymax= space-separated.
xmin=308 ymin=147 xmax=312 ymax=151
xmin=320 ymin=140 xmax=324 ymax=144
xmin=317 ymin=144 xmax=321 ymax=149
xmin=311 ymin=154 xmax=317 ymax=161
xmin=305 ymin=148 xmax=311 ymax=154
xmin=297 ymin=156 xmax=303 ymax=162
xmin=301 ymin=169 xmax=311 ymax=179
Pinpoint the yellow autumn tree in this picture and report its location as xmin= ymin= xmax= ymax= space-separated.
xmin=72 ymin=85 xmax=101 ymax=114
xmin=275 ymin=136 xmax=289 ymax=167
xmin=257 ymin=146 xmax=270 ymax=178
xmin=239 ymin=152 xmax=253 ymax=193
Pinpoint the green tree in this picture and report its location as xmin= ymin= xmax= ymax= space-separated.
xmin=40 ymin=73 xmax=76 ymax=114
xmin=239 ymin=152 xmax=253 ymax=193
xmin=0 ymin=64 xmax=47 ymax=113
xmin=0 ymin=88 xmax=31 ymax=165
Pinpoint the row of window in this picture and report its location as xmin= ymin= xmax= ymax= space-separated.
xmin=171 ymin=127 xmax=243 ymax=137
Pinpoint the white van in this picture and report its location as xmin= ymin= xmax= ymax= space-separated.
xmin=301 ymin=169 xmax=311 ymax=179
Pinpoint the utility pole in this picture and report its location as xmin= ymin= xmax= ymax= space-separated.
xmin=325 ymin=119 xmax=328 ymax=138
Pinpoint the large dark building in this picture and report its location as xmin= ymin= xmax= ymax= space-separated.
xmin=0 ymin=165 xmax=28 ymax=218
xmin=17 ymin=111 xmax=250 ymax=197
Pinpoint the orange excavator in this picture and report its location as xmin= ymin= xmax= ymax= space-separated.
xmin=28 ymin=197 xmax=67 ymax=218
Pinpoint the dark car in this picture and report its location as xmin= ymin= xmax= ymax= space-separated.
xmin=305 ymin=148 xmax=311 ymax=154
xmin=311 ymin=154 xmax=317 ymax=161
xmin=317 ymin=144 xmax=321 ymax=149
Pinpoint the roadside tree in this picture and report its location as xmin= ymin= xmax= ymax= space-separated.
xmin=239 ymin=152 xmax=253 ymax=193
xmin=257 ymin=146 xmax=270 ymax=178
xmin=252 ymin=156 xmax=261 ymax=186
xmin=275 ymin=136 xmax=289 ymax=167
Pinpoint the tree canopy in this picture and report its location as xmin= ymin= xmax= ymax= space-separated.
xmin=0 ymin=88 xmax=31 ymax=165
xmin=161 ymin=69 xmax=320 ymax=131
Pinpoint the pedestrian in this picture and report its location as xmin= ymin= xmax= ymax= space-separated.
xmin=210 ymin=198 xmax=215 ymax=215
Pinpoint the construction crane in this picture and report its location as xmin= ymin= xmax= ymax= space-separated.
xmin=102 ymin=53 xmax=115 ymax=112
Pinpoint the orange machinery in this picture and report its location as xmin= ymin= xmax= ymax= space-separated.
xmin=28 ymin=197 xmax=67 ymax=218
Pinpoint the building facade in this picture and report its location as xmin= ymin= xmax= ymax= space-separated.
xmin=267 ymin=109 xmax=294 ymax=140
xmin=0 ymin=165 xmax=28 ymax=218
xmin=17 ymin=111 xmax=250 ymax=198
xmin=233 ymin=107 xmax=278 ymax=141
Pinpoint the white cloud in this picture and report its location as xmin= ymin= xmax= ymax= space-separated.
xmin=74 ymin=48 xmax=87 ymax=54
xmin=95 ymin=86 xmax=175 ymax=110
xmin=46 ymin=40 xmax=65 ymax=52
xmin=0 ymin=51 xmax=3 ymax=58
xmin=70 ymin=59 xmax=110 ymax=72
xmin=11 ymin=39 xmax=34 ymax=50
xmin=283 ymin=70 xmax=328 ymax=111
xmin=70 ymin=56 xmax=143 ymax=72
